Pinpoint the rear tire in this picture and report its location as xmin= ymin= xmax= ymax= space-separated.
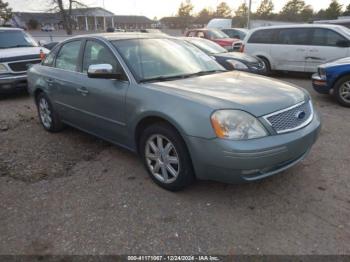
xmin=139 ymin=123 xmax=195 ymax=191
xmin=36 ymin=92 xmax=64 ymax=132
xmin=334 ymin=76 xmax=350 ymax=107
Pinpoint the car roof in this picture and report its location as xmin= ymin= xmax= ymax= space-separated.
xmin=250 ymin=23 xmax=346 ymax=32
xmin=0 ymin=27 xmax=23 ymax=31
xmin=64 ymin=32 xmax=171 ymax=42
xmin=188 ymin=28 xmax=220 ymax=31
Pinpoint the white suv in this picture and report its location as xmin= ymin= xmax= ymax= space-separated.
xmin=0 ymin=27 xmax=49 ymax=93
xmin=242 ymin=24 xmax=350 ymax=73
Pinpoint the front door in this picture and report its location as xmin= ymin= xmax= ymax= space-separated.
xmin=73 ymin=39 xmax=130 ymax=144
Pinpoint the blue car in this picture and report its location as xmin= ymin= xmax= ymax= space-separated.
xmin=312 ymin=57 xmax=350 ymax=107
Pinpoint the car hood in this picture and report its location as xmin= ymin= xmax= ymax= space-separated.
xmin=215 ymin=52 xmax=260 ymax=64
xmin=146 ymin=71 xmax=307 ymax=117
xmin=321 ymin=56 xmax=350 ymax=68
xmin=0 ymin=47 xmax=49 ymax=62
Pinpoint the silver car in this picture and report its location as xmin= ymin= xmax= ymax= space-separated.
xmin=28 ymin=33 xmax=321 ymax=191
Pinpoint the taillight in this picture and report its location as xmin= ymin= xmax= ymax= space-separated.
xmin=239 ymin=44 xmax=245 ymax=53
xmin=39 ymin=49 xmax=46 ymax=61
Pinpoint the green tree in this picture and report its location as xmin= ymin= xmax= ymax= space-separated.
xmin=279 ymin=0 xmax=306 ymax=21
xmin=343 ymin=4 xmax=350 ymax=16
xmin=300 ymin=5 xmax=314 ymax=22
xmin=177 ymin=0 xmax=194 ymax=29
xmin=197 ymin=8 xmax=213 ymax=22
xmin=234 ymin=3 xmax=248 ymax=27
xmin=256 ymin=0 xmax=274 ymax=19
xmin=0 ymin=0 xmax=12 ymax=24
xmin=316 ymin=9 xmax=327 ymax=19
xmin=177 ymin=0 xmax=194 ymax=17
xmin=216 ymin=2 xmax=232 ymax=18
xmin=324 ymin=0 xmax=342 ymax=19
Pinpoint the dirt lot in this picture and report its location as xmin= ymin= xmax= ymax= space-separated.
xmin=0 ymin=74 xmax=349 ymax=255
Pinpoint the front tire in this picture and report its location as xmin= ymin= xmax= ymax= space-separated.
xmin=139 ymin=123 xmax=195 ymax=191
xmin=36 ymin=92 xmax=64 ymax=132
xmin=334 ymin=76 xmax=350 ymax=107
xmin=259 ymin=57 xmax=272 ymax=76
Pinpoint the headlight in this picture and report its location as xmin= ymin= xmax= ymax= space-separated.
xmin=0 ymin=64 xmax=8 ymax=74
xmin=227 ymin=60 xmax=248 ymax=70
xmin=318 ymin=67 xmax=326 ymax=79
xmin=211 ymin=110 xmax=268 ymax=140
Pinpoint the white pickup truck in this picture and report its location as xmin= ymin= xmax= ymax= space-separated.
xmin=0 ymin=27 xmax=49 ymax=93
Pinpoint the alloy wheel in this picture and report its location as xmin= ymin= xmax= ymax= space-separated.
xmin=145 ymin=134 xmax=180 ymax=184
xmin=339 ymin=81 xmax=350 ymax=103
xmin=38 ymin=97 xmax=52 ymax=129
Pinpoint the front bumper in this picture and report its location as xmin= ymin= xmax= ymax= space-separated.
xmin=312 ymin=73 xmax=330 ymax=94
xmin=0 ymin=74 xmax=27 ymax=93
xmin=186 ymin=111 xmax=321 ymax=183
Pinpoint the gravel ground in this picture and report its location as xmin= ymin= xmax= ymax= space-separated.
xmin=0 ymin=74 xmax=349 ymax=255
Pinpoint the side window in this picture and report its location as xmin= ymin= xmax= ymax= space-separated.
xmin=276 ymin=28 xmax=311 ymax=45
xmin=188 ymin=31 xmax=196 ymax=37
xmin=248 ymin=29 xmax=275 ymax=44
xmin=42 ymin=48 xmax=58 ymax=67
xmin=82 ymin=40 xmax=122 ymax=75
xmin=311 ymin=29 xmax=347 ymax=47
xmin=197 ymin=31 xmax=205 ymax=38
xmin=55 ymin=40 xmax=82 ymax=71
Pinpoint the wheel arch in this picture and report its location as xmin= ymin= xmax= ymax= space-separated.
xmin=133 ymin=112 xmax=189 ymax=154
xmin=34 ymin=88 xmax=44 ymax=102
xmin=331 ymin=72 xmax=350 ymax=89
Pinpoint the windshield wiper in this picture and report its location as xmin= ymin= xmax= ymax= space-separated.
xmin=1 ymin=45 xmax=34 ymax=49
xmin=140 ymin=74 xmax=196 ymax=83
xmin=186 ymin=69 xmax=226 ymax=77
xmin=139 ymin=70 xmax=226 ymax=83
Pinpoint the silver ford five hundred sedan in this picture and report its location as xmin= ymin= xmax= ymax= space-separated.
xmin=27 ymin=33 xmax=321 ymax=191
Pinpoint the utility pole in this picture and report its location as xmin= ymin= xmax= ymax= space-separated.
xmin=247 ymin=0 xmax=252 ymax=29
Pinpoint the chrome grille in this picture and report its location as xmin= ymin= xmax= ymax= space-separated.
xmin=264 ymin=101 xmax=313 ymax=134
xmin=8 ymin=59 xmax=41 ymax=72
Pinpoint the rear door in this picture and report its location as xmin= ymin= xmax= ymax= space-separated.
xmin=272 ymin=28 xmax=312 ymax=72
xmin=49 ymin=39 xmax=85 ymax=124
xmin=305 ymin=28 xmax=350 ymax=72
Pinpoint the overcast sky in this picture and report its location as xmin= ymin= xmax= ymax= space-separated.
xmin=6 ymin=0 xmax=350 ymax=18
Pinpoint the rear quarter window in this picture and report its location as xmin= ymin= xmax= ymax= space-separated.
xmin=248 ymin=29 xmax=276 ymax=44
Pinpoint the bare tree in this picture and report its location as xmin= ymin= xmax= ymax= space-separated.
xmin=50 ymin=0 xmax=86 ymax=35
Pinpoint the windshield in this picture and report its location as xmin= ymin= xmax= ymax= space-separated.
xmin=338 ymin=26 xmax=350 ymax=37
xmin=186 ymin=38 xmax=227 ymax=55
xmin=207 ymin=29 xmax=230 ymax=39
xmin=222 ymin=29 xmax=248 ymax=40
xmin=112 ymin=38 xmax=224 ymax=82
xmin=0 ymin=30 xmax=38 ymax=49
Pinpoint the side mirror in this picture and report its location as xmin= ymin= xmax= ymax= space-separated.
xmin=38 ymin=40 xmax=47 ymax=46
xmin=336 ymin=40 xmax=350 ymax=48
xmin=87 ymin=64 xmax=123 ymax=80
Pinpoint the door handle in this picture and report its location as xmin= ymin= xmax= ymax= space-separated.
xmin=305 ymin=56 xmax=323 ymax=60
xmin=46 ymin=78 xmax=55 ymax=87
xmin=76 ymin=87 xmax=89 ymax=96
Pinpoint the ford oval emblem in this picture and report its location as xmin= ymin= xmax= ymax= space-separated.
xmin=296 ymin=111 xmax=306 ymax=120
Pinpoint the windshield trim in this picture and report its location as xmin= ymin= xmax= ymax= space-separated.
xmin=111 ymin=38 xmax=225 ymax=83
